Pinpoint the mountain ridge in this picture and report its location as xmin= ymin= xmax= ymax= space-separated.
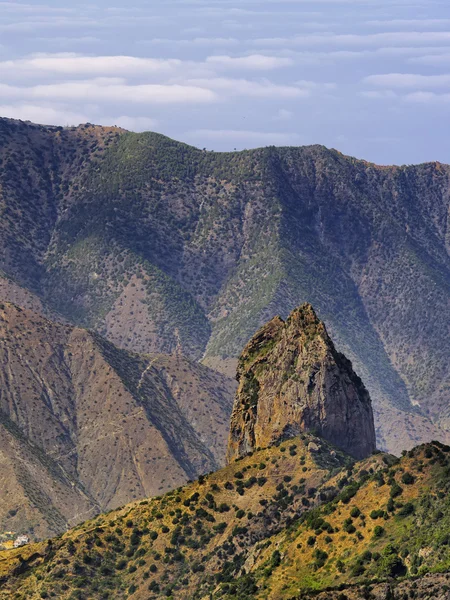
xmin=0 ymin=116 xmax=449 ymax=454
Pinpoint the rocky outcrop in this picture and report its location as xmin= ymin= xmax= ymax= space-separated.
xmin=227 ymin=303 xmax=377 ymax=461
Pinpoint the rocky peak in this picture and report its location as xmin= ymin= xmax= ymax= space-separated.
xmin=227 ymin=303 xmax=377 ymax=461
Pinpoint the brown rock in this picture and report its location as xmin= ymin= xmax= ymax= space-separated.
xmin=227 ymin=303 xmax=376 ymax=461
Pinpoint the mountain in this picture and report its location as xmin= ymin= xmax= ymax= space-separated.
xmin=227 ymin=304 xmax=376 ymax=462
xmin=0 ymin=117 xmax=449 ymax=454
xmin=1 ymin=305 xmax=449 ymax=599
xmin=1 ymin=435 xmax=449 ymax=599
xmin=0 ymin=302 xmax=234 ymax=540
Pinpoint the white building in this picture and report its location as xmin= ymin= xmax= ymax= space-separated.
xmin=13 ymin=535 xmax=29 ymax=548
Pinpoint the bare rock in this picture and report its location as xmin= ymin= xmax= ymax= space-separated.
xmin=227 ymin=303 xmax=377 ymax=461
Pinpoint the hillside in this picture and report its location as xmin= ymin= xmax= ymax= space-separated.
xmin=0 ymin=117 xmax=448 ymax=454
xmin=0 ymin=302 xmax=234 ymax=540
xmin=0 ymin=437 xmax=449 ymax=599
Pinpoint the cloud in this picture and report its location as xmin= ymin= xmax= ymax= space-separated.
xmin=359 ymin=90 xmax=398 ymax=99
xmin=0 ymin=2 xmax=72 ymax=13
xmin=206 ymin=54 xmax=294 ymax=70
xmin=253 ymin=32 xmax=450 ymax=48
xmin=98 ymin=115 xmax=158 ymax=131
xmin=363 ymin=73 xmax=450 ymax=88
xmin=143 ymin=37 xmax=239 ymax=47
xmin=404 ymin=91 xmax=450 ymax=103
xmin=184 ymin=128 xmax=302 ymax=147
xmin=184 ymin=77 xmax=308 ymax=98
xmin=410 ymin=53 xmax=450 ymax=65
xmin=0 ymin=54 xmax=181 ymax=78
xmin=365 ymin=19 xmax=450 ymax=29
xmin=274 ymin=108 xmax=294 ymax=121
xmin=295 ymin=79 xmax=336 ymax=90
xmin=0 ymin=103 xmax=89 ymax=126
xmin=0 ymin=81 xmax=218 ymax=104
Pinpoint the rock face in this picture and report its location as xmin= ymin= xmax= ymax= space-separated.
xmin=227 ymin=304 xmax=376 ymax=461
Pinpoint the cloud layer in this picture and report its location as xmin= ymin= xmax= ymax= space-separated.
xmin=0 ymin=0 xmax=449 ymax=164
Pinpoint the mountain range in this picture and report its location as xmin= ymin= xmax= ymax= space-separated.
xmin=0 ymin=117 xmax=449 ymax=459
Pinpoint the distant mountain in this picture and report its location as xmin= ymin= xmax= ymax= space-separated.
xmin=228 ymin=304 xmax=376 ymax=462
xmin=0 ymin=302 xmax=234 ymax=539
xmin=0 ymin=117 xmax=449 ymax=454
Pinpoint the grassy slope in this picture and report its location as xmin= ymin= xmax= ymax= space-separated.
xmin=1 ymin=438 xmax=448 ymax=600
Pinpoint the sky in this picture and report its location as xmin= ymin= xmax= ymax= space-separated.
xmin=1 ymin=0 xmax=450 ymax=164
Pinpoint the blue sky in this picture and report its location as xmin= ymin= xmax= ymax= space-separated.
xmin=1 ymin=0 xmax=450 ymax=164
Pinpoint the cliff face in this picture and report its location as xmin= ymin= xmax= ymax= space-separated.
xmin=227 ymin=304 xmax=376 ymax=461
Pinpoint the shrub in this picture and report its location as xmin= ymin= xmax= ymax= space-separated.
xmin=398 ymin=502 xmax=415 ymax=517
xmin=401 ymin=472 xmax=415 ymax=485
xmin=341 ymin=484 xmax=359 ymax=504
xmin=313 ymin=549 xmax=328 ymax=569
xmin=336 ymin=559 xmax=345 ymax=573
xmin=380 ymin=546 xmax=407 ymax=577
xmin=373 ymin=525 xmax=385 ymax=538
xmin=390 ymin=483 xmax=403 ymax=498
xmin=351 ymin=563 xmax=365 ymax=577
xmin=271 ymin=550 xmax=281 ymax=567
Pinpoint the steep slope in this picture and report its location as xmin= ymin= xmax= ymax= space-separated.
xmin=0 ymin=302 xmax=234 ymax=539
xmin=0 ymin=117 xmax=449 ymax=452
xmin=1 ymin=438 xmax=449 ymax=599
xmin=228 ymin=304 xmax=376 ymax=461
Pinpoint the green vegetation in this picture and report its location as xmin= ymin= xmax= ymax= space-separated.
xmin=0 ymin=439 xmax=449 ymax=599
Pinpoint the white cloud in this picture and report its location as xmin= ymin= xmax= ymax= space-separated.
xmin=404 ymin=91 xmax=450 ymax=103
xmin=364 ymin=73 xmax=450 ymax=88
xmin=0 ymin=54 xmax=181 ymax=78
xmin=184 ymin=77 xmax=308 ymax=98
xmin=366 ymin=19 xmax=450 ymax=28
xmin=274 ymin=108 xmax=294 ymax=121
xmin=184 ymin=128 xmax=302 ymax=147
xmin=206 ymin=54 xmax=294 ymax=70
xmin=143 ymin=37 xmax=239 ymax=47
xmin=295 ymin=79 xmax=337 ymax=90
xmin=0 ymin=103 xmax=89 ymax=126
xmin=98 ymin=115 xmax=158 ymax=131
xmin=253 ymin=32 xmax=450 ymax=48
xmin=0 ymin=2 xmax=72 ymax=13
xmin=359 ymin=90 xmax=398 ymax=99
xmin=410 ymin=53 xmax=450 ymax=65
xmin=0 ymin=81 xmax=218 ymax=104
